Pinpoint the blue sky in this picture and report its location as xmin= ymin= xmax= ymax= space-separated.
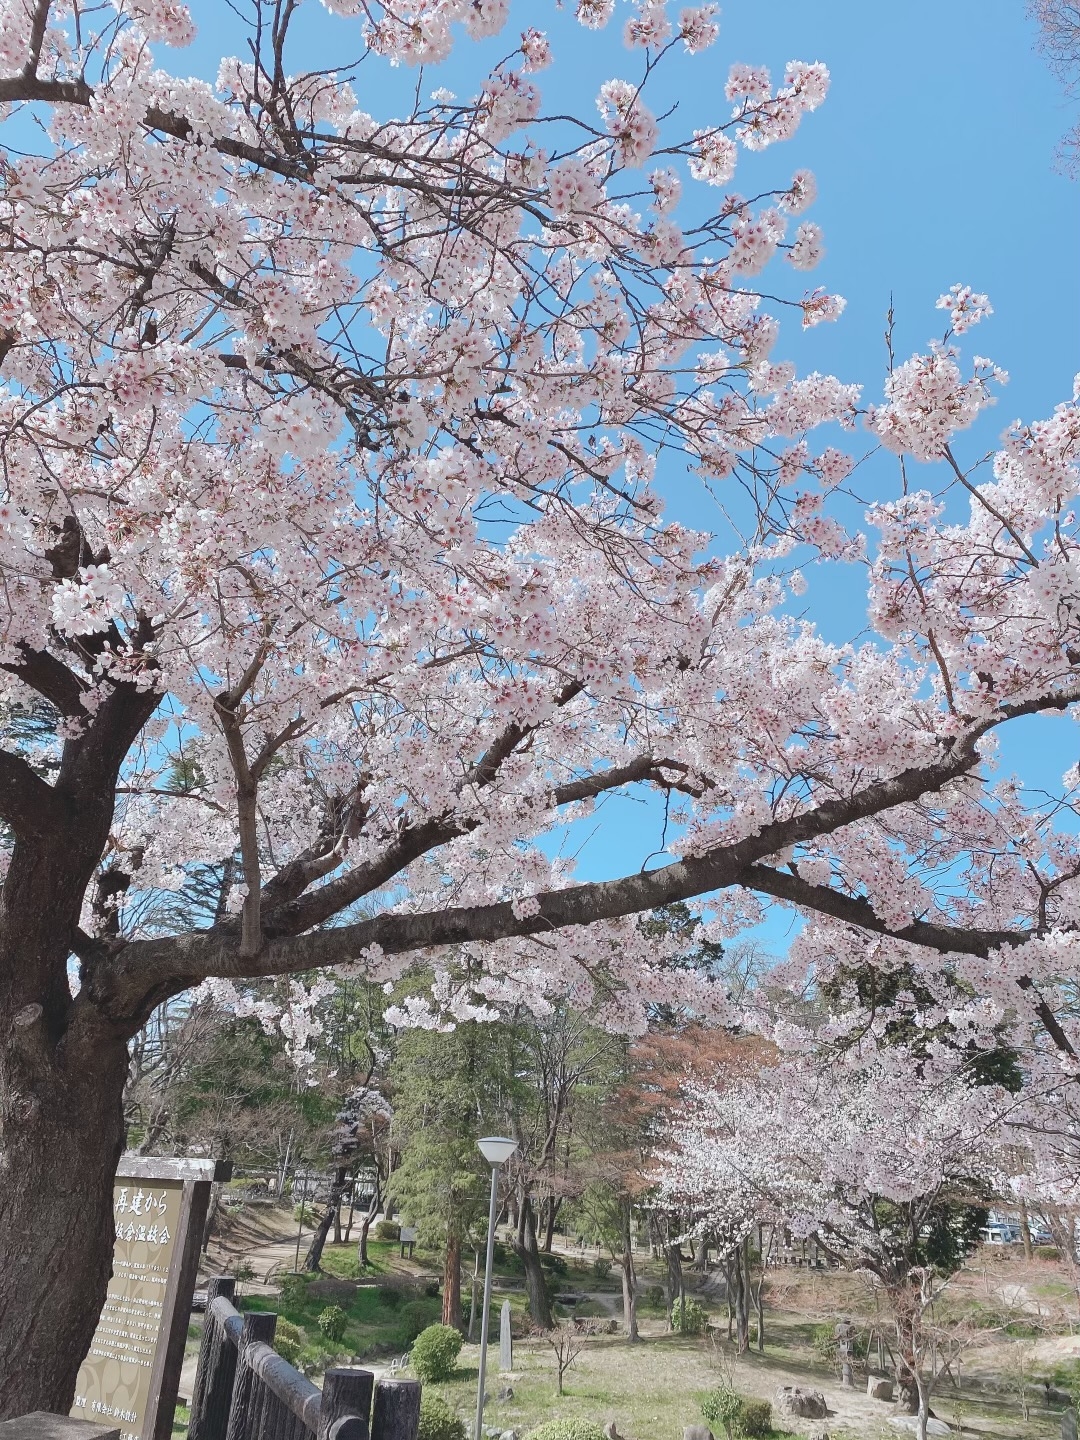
xmin=134 ymin=4 xmax=1080 ymax=948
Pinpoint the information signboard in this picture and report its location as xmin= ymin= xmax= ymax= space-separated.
xmin=71 ymin=1158 xmax=229 ymax=1440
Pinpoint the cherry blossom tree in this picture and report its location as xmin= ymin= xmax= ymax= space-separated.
xmin=656 ymin=1049 xmax=1019 ymax=1440
xmin=1 ymin=0 xmax=1080 ymax=1417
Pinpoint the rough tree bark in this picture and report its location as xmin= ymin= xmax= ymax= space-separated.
xmin=442 ymin=1230 xmax=462 ymax=1329
xmin=619 ymin=1197 xmax=639 ymax=1342
xmin=303 ymin=1167 xmax=349 ymax=1272
xmin=0 ymin=650 xmax=158 ymax=1416
xmin=356 ymin=1180 xmax=381 ymax=1269
xmin=514 ymin=1194 xmax=553 ymax=1329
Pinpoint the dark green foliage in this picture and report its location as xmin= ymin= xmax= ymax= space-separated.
xmin=402 ymin=1299 xmax=440 ymax=1340
xmin=671 ymin=1296 xmax=709 ymax=1334
xmin=1036 ymin=1245 xmax=1061 ymax=1261
xmin=645 ymin=1284 xmax=666 ymax=1309
xmin=409 ymin=1323 xmax=464 ymax=1382
xmin=736 ymin=1399 xmax=772 ymax=1438
xmin=526 ymin=1424 xmax=607 ymax=1440
xmin=318 ymin=1306 xmax=348 ymax=1342
xmin=918 ymin=1202 xmax=989 ymax=1272
xmin=701 ymin=1383 xmax=743 ymax=1440
xmin=278 ymin=1273 xmax=313 ymax=1308
xmin=374 ymin=1221 xmax=401 ymax=1241
xmin=273 ymin=1319 xmax=304 ymax=1365
xmin=380 ymin=1287 xmax=403 ymax=1309
xmin=538 ymin=1252 xmax=568 ymax=1276
xmin=590 ymin=1256 xmax=611 ymax=1280
xmin=417 ymin=1396 xmax=467 ymax=1440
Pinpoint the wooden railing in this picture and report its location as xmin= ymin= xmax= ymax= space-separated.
xmin=188 ymin=1279 xmax=420 ymax=1440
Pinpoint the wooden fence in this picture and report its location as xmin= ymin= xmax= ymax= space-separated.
xmin=188 ymin=1279 xmax=420 ymax=1440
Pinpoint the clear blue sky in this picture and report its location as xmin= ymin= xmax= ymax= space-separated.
xmin=179 ymin=4 xmax=1080 ymax=949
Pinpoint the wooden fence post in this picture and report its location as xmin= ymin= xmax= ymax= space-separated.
xmin=319 ymin=1371 xmax=375 ymax=1440
xmin=189 ymin=1279 xmax=237 ymax=1440
xmin=370 ymin=1380 xmax=420 ymax=1440
xmin=224 ymin=1313 xmax=277 ymax=1440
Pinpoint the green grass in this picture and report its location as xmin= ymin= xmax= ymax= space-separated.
xmin=243 ymin=1270 xmax=442 ymax=1372
xmin=421 ymin=1332 xmax=807 ymax=1440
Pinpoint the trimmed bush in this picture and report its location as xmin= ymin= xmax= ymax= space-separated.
xmin=527 ymin=1423 xmax=607 ymax=1440
xmin=670 ymin=1296 xmax=710 ymax=1334
xmin=379 ymin=1287 xmax=403 ymax=1310
xmin=317 ymin=1306 xmax=348 ymax=1342
xmin=538 ymin=1252 xmax=568 ymax=1275
xmin=401 ymin=1298 xmax=438 ymax=1340
xmin=409 ymin=1323 xmax=464 ymax=1382
xmin=645 ymin=1284 xmax=666 ymax=1309
xmin=277 ymin=1273 xmax=312 ymax=1308
xmin=373 ymin=1220 xmax=401 ymax=1241
xmin=1035 ymin=1245 xmax=1061 ymax=1261
xmin=273 ymin=1319 xmax=305 ymax=1366
xmin=590 ymin=1256 xmax=612 ymax=1280
xmin=701 ymin=1384 xmax=743 ymax=1440
xmin=736 ymin=1399 xmax=772 ymax=1438
xmin=417 ymin=1396 xmax=467 ymax=1440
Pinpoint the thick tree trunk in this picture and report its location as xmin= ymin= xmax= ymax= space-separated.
xmin=515 ymin=1194 xmax=553 ymax=1328
xmin=201 ymin=1181 xmax=223 ymax=1255
xmin=750 ymin=1237 xmax=766 ymax=1353
xmin=442 ymin=1230 xmax=462 ymax=1328
xmin=735 ymin=1236 xmax=750 ymax=1353
xmin=665 ymin=1242 xmax=684 ymax=1331
xmin=619 ymin=1198 xmax=639 ymax=1342
xmin=303 ymin=1166 xmax=348 ymax=1273
xmin=356 ymin=1182 xmax=380 ymax=1269
xmin=542 ymin=1195 xmax=561 ymax=1253
xmin=343 ymin=1182 xmax=357 ymax=1245
xmin=1019 ymin=1201 xmax=1034 ymax=1260
xmin=0 ymin=1020 xmax=129 ymax=1418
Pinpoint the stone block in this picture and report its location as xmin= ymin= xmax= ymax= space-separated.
xmin=774 ymin=1386 xmax=828 ymax=1419
xmin=0 ymin=1417 xmax=120 ymax=1440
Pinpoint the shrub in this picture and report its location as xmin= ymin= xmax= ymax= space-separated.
xmin=379 ymin=1287 xmax=403 ymax=1310
xmin=590 ymin=1256 xmax=612 ymax=1280
xmin=573 ymin=1299 xmax=607 ymax=1318
xmin=317 ymin=1306 xmax=348 ymax=1342
xmin=538 ymin=1252 xmax=568 ymax=1276
xmin=701 ymin=1384 xmax=743 ymax=1440
xmin=374 ymin=1221 xmax=401 ymax=1241
xmin=670 ymin=1297 xmax=710 ymax=1334
xmin=417 ymin=1396 xmax=467 ymax=1440
xmin=409 ymin=1323 xmax=464 ymax=1382
xmin=811 ymin=1321 xmax=837 ymax=1365
xmin=273 ymin=1319 xmax=305 ymax=1366
xmin=527 ymin=1423 xmax=607 ymax=1440
xmin=277 ymin=1273 xmax=312 ymax=1308
xmin=736 ymin=1399 xmax=772 ymax=1438
xmin=1036 ymin=1245 xmax=1062 ymax=1261
xmin=645 ymin=1284 xmax=666 ymax=1309
xmin=401 ymin=1298 xmax=438 ymax=1340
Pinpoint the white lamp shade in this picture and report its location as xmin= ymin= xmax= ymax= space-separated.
xmin=477 ymin=1136 xmax=518 ymax=1165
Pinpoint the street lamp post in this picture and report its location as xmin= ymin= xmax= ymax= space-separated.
xmin=475 ymin=1136 xmax=518 ymax=1440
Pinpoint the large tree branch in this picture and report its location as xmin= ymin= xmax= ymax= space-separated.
xmin=91 ymin=739 xmax=999 ymax=1023
xmin=2 ymin=645 xmax=84 ymax=716
xmin=744 ymin=863 xmax=1076 ymax=1061
xmin=262 ymin=753 xmax=703 ymax=936
xmin=0 ymin=749 xmax=63 ymax=839
xmin=92 ymin=689 xmax=1080 ymax=1028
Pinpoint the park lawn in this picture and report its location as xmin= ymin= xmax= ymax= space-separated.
xmin=424 ymin=1330 xmax=800 ymax=1440
xmin=243 ymin=1275 xmax=442 ymax=1369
